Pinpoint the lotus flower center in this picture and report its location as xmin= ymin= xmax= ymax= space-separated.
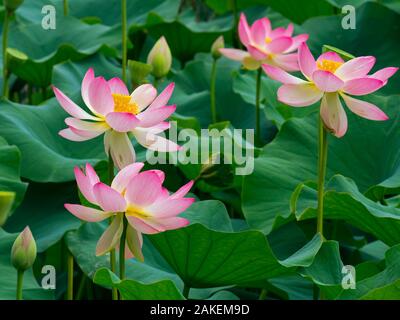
xmin=265 ymin=37 xmax=272 ymax=44
xmin=112 ymin=94 xmax=139 ymax=114
xmin=126 ymin=205 xmax=150 ymax=219
xmin=317 ymin=59 xmax=343 ymax=73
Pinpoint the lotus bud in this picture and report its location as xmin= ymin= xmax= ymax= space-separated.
xmin=147 ymin=36 xmax=172 ymax=79
xmin=0 ymin=191 xmax=15 ymax=227
xmin=211 ymin=36 xmax=224 ymax=60
xmin=11 ymin=226 xmax=37 ymax=271
xmin=3 ymin=0 xmax=24 ymax=12
xmin=128 ymin=60 xmax=153 ymax=87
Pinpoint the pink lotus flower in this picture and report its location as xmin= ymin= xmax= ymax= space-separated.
xmin=52 ymin=68 xmax=180 ymax=169
xmin=219 ymin=13 xmax=308 ymax=71
xmin=263 ymin=43 xmax=398 ymax=137
xmin=64 ymin=163 xmax=194 ymax=260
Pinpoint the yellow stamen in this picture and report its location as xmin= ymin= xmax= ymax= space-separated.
xmin=112 ymin=93 xmax=139 ymax=114
xmin=317 ymin=59 xmax=343 ymax=73
xmin=265 ymin=36 xmax=272 ymax=44
xmin=126 ymin=205 xmax=150 ymax=219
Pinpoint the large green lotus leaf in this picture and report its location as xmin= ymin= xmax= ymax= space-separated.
xmin=0 ymin=98 xmax=105 ymax=182
xmin=207 ymin=290 xmax=239 ymax=300
xmin=15 ymin=0 xmax=234 ymax=64
xmin=16 ymin=0 xmax=179 ymax=28
xmin=93 ymin=268 xmax=238 ymax=300
xmin=293 ymin=175 xmax=400 ymax=246
xmin=299 ymin=240 xmax=345 ymax=299
xmin=149 ymin=200 xmax=327 ymax=288
xmin=242 ymin=95 xmax=400 ymax=234
xmin=268 ymin=274 xmax=313 ymax=300
xmin=65 ymin=222 xmax=227 ymax=300
xmin=52 ymin=54 xmax=123 ymax=96
xmin=0 ymin=136 xmax=27 ymax=209
xmin=65 ymin=223 xmax=180 ymax=284
xmin=0 ymin=55 xmax=125 ymax=183
xmin=66 ymin=200 xmax=326 ymax=294
xmin=68 ymin=0 xmax=179 ymax=28
xmin=359 ymin=241 xmax=389 ymax=261
xmin=260 ymin=0 xmax=334 ymax=24
xmin=204 ymin=0 xmax=268 ymax=14
xmin=0 ymin=229 xmax=54 ymax=299
xmin=93 ymin=268 xmax=184 ymax=300
xmin=327 ymin=0 xmax=400 ymax=13
xmin=322 ymin=244 xmax=400 ymax=299
xmin=205 ymin=0 xmax=334 ymax=22
xmin=301 ymin=241 xmax=343 ymax=286
xmin=172 ymin=53 xmax=275 ymax=142
xmin=4 ymin=182 xmax=81 ymax=252
xmin=6 ymin=12 xmax=120 ymax=87
xmin=147 ymin=10 xmax=233 ymax=63
xmin=8 ymin=17 xmax=119 ymax=62
xmin=303 ymin=2 xmax=400 ymax=95
xmin=270 ymin=240 xmax=345 ymax=299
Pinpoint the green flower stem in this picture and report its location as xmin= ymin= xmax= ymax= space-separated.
xmin=317 ymin=117 xmax=328 ymax=236
xmin=154 ymin=77 xmax=162 ymax=89
xmin=182 ymin=284 xmax=190 ymax=299
xmin=63 ymin=0 xmax=69 ymax=16
xmin=108 ymin=155 xmax=118 ymax=301
xmin=2 ymin=11 xmax=11 ymax=98
xmin=76 ymin=273 xmax=87 ymax=300
xmin=210 ymin=58 xmax=218 ymax=124
xmin=119 ymin=216 xmax=128 ymax=282
xmin=67 ymin=249 xmax=74 ymax=300
xmin=255 ymin=68 xmax=262 ymax=146
xmin=316 ymin=114 xmax=329 ymax=306
xmin=110 ymin=247 xmax=117 ymax=297
xmin=121 ymin=0 xmax=127 ymax=83
xmin=258 ymin=288 xmax=267 ymax=300
xmin=230 ymin=0 xmax=241 ymax=49
xmin=16 ymin=269 xmax=24 ymax=300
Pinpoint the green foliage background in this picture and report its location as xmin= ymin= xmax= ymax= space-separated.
xmin=0 ymin=0 xmax=400 ymax=300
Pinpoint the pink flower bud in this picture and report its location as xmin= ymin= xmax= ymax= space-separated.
xmin=11 ymin=226 xmax=37 ymax=271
